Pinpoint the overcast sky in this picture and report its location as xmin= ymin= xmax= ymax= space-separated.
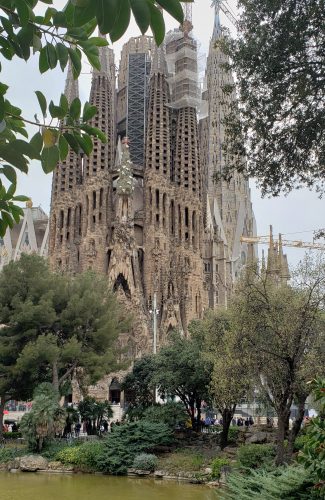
xmin=3 ymin=0 xmax=324 ymax=266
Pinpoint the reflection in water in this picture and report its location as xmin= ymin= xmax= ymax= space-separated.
xmin=0 ymin=472 xmax=219 ymax=500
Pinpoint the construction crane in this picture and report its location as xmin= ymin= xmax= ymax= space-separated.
xmin=240 ymin=228 xmax=325 ymax=251
xmin=211 ymin=0 xmax=238 ymax=27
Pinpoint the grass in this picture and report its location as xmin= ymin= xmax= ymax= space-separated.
xmin=157 ymin=449 xmax=207 ymax=474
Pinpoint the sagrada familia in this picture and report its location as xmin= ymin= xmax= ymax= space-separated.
xmin=48 ymin=3 xmax=257 ymax=360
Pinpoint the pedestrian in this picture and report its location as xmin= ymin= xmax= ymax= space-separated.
xmin=244 ymin=417 xmax=250 ymax=428
xmin=249 ymin=416 xmax=254 ymax=426
xmin=103 ymin=420 xmax=108 ymax=433
xmin=75 ymin=422 xmax=81 ymax=438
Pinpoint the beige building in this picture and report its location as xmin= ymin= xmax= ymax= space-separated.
xmin=48 ymin=4 xmax=257 ymax=401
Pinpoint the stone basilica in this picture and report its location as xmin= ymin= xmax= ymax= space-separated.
xmin=49 ymin=3 xmax=256 ymax=361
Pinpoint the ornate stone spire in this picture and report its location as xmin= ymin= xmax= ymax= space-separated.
xmin=64 ymin=60 xmax=79 ymax=103
xmin=211 ymin=0 xmax=222 ymax=38
xmin=150 ymin=43 xmax=167 ymax=76
xmin=116 ymin=137 xmax=134 ymax=197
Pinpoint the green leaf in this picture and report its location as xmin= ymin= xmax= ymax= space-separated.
xmin=10 ymin=204 xmax=23 ymax=224
xmin=110 ymin=0 xmax=131 ymax=42
xmin=76 ymin=133 xmax=93 ymax=155
xmin=130 ymin=0 xmax=150 ymax=35
xmin=69 ymin=97 xmax=81 ymax=120
xmin=148 ymin=3 xmax=165 ymax=46
xmin=58 ymin=134 xmax=69 ymax=161
xmin=0 ymin=164 xmax=16 ymax=183
xmin=14 ymin=0 xmax=30 ymax=26
xmin=92 ymin=126 xmax=107 ymax=143
xmin=41 ymin=145 xmax=59 ymax=173
xmin=67 ymin=47 xmax=81 ymax=78
xmin=35 ymin=90 xmax=47 ymax=117
xmin=95 ymin=0 xmax=117 ymax=35
xmin=0 ymin=82 xmax=9 ymax=96
xmin=12 ymin=139 xmax=40 ymax=159
xmin=39 ymin=46 xmax=50 ymax=73
xmin=49 ymin=100 xmax=66 ymax=119
xmin=1 ymin=211 xmax=14 ymax=229
xmin=0 ymin=145 xmax=28 ymax=172
xmin=12 ymin=195 xmax=30 ymax=202
xmin=82 ymin=102 xmax=97 ymax=122
xmin=88 ymin=36 xmax=108 ymax=47
xmin=17 ymin=24 xmax=34 ymax=60
xmin=156 ymin=0 xmax=184 ymax=24
xmin=72 ymin=1 xmax=97 ymax=28
xmin=29 ymin=131 xmax=43 ymax=155
xmin=63 ymin=132 xmax=80 ymax=154
xmin=32 ymin=34 xmax=42 ymax=53
xmin=56 ymin=43 xmax=69 ymax=71
xmin=45 ymin=43 xmax=58 ymax=69
xmin=59 ymin=93 xmax=69 ymax=114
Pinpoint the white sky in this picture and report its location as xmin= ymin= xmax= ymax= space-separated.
xmin=2 ymin=0 xmax=324 ymax=266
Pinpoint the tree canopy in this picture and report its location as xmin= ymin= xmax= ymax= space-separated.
xmin=0 ymin=253 xmax=128 ymax=432
xmin=0 ymin=0 xmax=190 ymax=235
xmin=223 ymin=0 xmax=325 ymax=196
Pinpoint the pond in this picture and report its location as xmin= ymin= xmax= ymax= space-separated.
xmin=0 ymin=472 xmax=219 ymax=500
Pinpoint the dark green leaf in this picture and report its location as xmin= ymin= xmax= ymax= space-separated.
xmin=10 ymin=204 xmax=23 ymax=223
xmin=1 ymin=211 xmax=14 ymax=229
xmin=59 ymin=93 xmax=69 ymax=114
xmin=69 ymin=97 xmax=81 ymax=120
xmin=96 ymin=0 xmax=117 ymax=35
xmin=45 ymin=43 xmax=58 ymax=69
xmin=76 ymin=133 xmax=92 ymax=155
xmin=39 ymin=46 xmax=50 ymax=73
xmin=41 ymin=145 xmax=59 ymax=173
xmin=72 ymin=1 xmax=97 ymax=28
xmin=12 ymin=195 xmax=30 ymax=201
xmin=58 ymin=134 xmax=69 ymax=160
xmin=156 ymin=0 xmax=184 ymax=24
xmin=29 ymin=131 xmax=43 ymax=155
xmin=49 ymin=100 xmax=66 ymax=119
xmin=35 ymin=90 xmax=47 ymax=117
xmin=130 ymin=0 xmax=150 ymax=35
xmin=148 ymin=2 xmax=165 ymax=46
xmin=88 ymin=36 xmax=108 ymax=47
xmin=0 ymin=164 xmax=16 ymax=183
xmin=14 ymin=0 xmax=30 ymax=26
xmin=67 ymin=47 xmax=82 ymax=78
xmin=0 ymin=145 xmax=28 ymax=172
xmin=110 ymin=0 xmax=131 ymax=42
xmin=63 ymin=131 xmax=80 ymax=154
xmin=56 ymin=43 xmax=69 ymax=71
xmin=12 ymin=139 xmax=40 ymax=159
xmin=82 ymin=102 xmax=97 ymax=122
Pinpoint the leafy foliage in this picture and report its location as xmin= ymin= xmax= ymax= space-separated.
xmin=231 ymin=257 xmax=325 ymax=464
xmin=56 ymin=440 xmax=103 ymax=470
xmin=298 ymin=378 xmax=325 ymax=497
xmin=152 ymin=332 xmax=213 ymax=430
xmin=0 ymin=254 xmax=127 ymax=394
xmin=237 ymin=443 xmax=276 ymax=469
xmin=20 ymin=383 xmax=66 ymax=452
xmin=222 ymin=0 xmax=325 ymax=195
xmin=221 ymin=465 xmax=314 ymax=500
xmin=140 ymin=402 xmax=188 ymax=429
xmin=211 ymin=457 xmax=230 ymax=479
xmin=0 ymin=447 xmax=24 ymax=464
xmin=94 ymin=421 xmax=174 ymax=475
xmin=132 ymin=453 xmax=158 ymax=472
xmin=78 ymin=397 xmax=113 ymax=435
xmin=122 ymin=355 xmax=156 ymax=414
xmin=0 ymin=0 xmax=190 ymax=235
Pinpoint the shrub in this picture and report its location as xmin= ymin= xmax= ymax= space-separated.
xmin=132 ymin=453 xmax=158 ymax=472
xmin=211 ymin=457 xmax=230 ymax=479
xmin=220 ymin=465 xmax=314 ymax=499
xmin=228 ymin=427 xmax=240 ymax=445
xmin=141 ymin=402 xmax=188 ymax=429
xmin=294 ymin=434 xmax=309 ymax=452
xmin=3 ymin=432 xmax=22 ymax=439
xmin=56 ymin=441 xmax=103 ymax=470
xmin=41 ymin=440 xmax=77 ymax=460
xmin=0 ymin=447 xmax=24 ymax=464
xmin=157 ymin=449 xmax=205 ymax=474
xmin=94 ymin=421 xmax=174 ymax=475
xmin=237 ymin=444 xmax=276 ymax=469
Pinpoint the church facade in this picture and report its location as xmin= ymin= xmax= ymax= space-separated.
xmin=49 ymin=4 xmax=256 ymax=363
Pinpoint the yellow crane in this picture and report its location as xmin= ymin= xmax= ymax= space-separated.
xmin=241 ymin=229 xmax=325 ymax=251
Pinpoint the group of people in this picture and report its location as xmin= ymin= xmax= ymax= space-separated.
xmin=234 ymin=416 xmax=254 ymax=427
xmin=2 ymin=422 xmax=18 ymax=433
xmin=63 ymin=419 xmax=122 ymax=439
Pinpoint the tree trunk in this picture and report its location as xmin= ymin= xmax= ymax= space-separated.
xmin=220 ymin=408 xmax=233 ymax=450
xmin=275 ymin=410 xmax=290 ymax=465
xmin=52 ymin=361 xmax=59 ymax=392
xmin=287 ymin=395 xmax=306 ymax=459
xmin=0 ymin=396 xmax=6 ymax=438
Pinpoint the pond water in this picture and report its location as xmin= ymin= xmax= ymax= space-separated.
xmin=0 ymin=472 xmax=219 ymax=500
